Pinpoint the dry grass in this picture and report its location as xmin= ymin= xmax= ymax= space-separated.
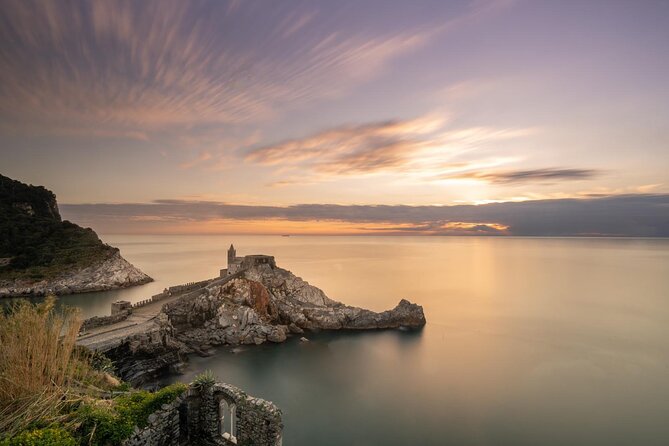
xmin=0 ymin=297 xmax=107 ymax=436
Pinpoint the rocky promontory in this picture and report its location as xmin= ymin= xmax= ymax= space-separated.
xmin=0 ymin=249 xmax=152 ymax=297
xmin=99 ymin=258 xmax=426 ymax=384
xmin=0 ymin=174 xmax=152 ymax=297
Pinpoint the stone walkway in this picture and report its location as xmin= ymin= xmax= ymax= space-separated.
xmin=77 ymin=289 xmax=189 ymax=351
xmin=76 ymin=273 xmax=241 ymax=351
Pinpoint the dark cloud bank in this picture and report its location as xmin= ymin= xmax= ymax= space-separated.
xmin=60 ymin=194 xmax=669 ymax=237
xmin=451 ymin=168 xmax=600 ymax=184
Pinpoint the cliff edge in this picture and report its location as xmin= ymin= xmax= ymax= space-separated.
xmin=0 ymin=174 xmax=152 ymax=297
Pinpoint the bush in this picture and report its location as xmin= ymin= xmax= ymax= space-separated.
xmin=116 ymin=383 xmax=188 ymax=428
xmin=193 ymin=370 xmax=216 ymax=389
xmin=0 ymin=427 xmax=77 ymax=446
xmin=75 ymin=383 xmax=187 ymax=445
xmin=75 ymin=405 xmax=134 ymax=446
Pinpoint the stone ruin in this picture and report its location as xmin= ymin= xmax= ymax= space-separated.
xmin=123 ymin=381 xmax=283 ymax=446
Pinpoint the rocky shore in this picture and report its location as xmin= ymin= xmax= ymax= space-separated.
xmin=102 ymin=261 xmax=426 ymax=385
xmin=0 ymin=250 xmax=152 ymax=297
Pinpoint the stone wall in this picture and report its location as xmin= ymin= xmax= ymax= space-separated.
xmin=168 ymin=279 xmax=212 ymax=295
xmin=80 ymin=309 xmax=131 ymax=333
xmin=122 ymin=382 xmax=283 ymax=446
xmin=123 ymin=394 xmax=183 ymax=446
xmin=197 ymin=383 xmax=283 ymax=446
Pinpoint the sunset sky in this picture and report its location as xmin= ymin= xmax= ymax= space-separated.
xmin=1 ymin=0 xmax=668 ymax=235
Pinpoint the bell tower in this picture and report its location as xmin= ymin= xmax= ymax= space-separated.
xmin=227 ymin=244 xmax=236 ymax=267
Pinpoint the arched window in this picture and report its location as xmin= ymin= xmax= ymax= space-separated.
xmin=218 ymin=398 xmax=237 ymax=444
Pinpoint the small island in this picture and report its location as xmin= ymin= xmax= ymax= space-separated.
xmin=0 ymin=174 xmax=152 ymax=297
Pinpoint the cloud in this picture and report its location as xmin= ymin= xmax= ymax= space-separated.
xmin=449 ymin=168 xmax=601 ymax=184
xmin=0 ymin=0 xmax=446 ymax=142
xmin=244 ymin=115 xmax=544 ymax=185
xmin=179 ymin=152 xmax=213 ymax=170
xmin=277 ymin=11 xmax=318 ymax=38
xmin=60 ymin=194 xmax=669 ymax=237
xmin=245 ymin=115 xmax=447 ymax=176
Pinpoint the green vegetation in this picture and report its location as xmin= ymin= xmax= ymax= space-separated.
xmin=0 ymin=297 xmax=106 ymax=435
xmin=193 ymin=370 xmax=216 ymax=389
xmin=0 ymin=174 xmax=116 ymax=281
xmin=0 ymin=298 xmax=187 ymax=445
xmin=75 ymin=384 xmax=188 ymax=445
xmin=0 ymin=427 xmax=77 ymax=446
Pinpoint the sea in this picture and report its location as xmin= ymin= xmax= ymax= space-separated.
xmin=51 ymin=235 xmax=669 ymax=445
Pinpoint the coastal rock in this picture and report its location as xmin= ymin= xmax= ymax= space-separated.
xmin=0 ymin=250 xmax=152 ymax=297
xmin=90 ymin=258 xmax=425 ymax=385
xmin=0 ymin=174 xmax=152 ymax=297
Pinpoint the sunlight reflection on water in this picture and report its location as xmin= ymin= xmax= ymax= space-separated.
xmin=49 ymin=236 xmax=669 ymax=445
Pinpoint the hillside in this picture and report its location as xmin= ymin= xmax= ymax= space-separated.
xmin=0 ymin=174 xmax=151 ymax=296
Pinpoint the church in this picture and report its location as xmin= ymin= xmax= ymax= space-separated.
xmin=220 ymin=244 xmax=276 ymax=277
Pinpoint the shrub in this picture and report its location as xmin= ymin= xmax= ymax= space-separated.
xmin=75 ymin=404 xmax=134 ymax=446
xmin=116 ymin=383 xmax=188 ymax=428
xmin=0 ymin=427 xmax=77 ymax=446
xmin=193 ymin=370 xmax=216 ymax=390
xmin=87 ymin=350 xmax=116 ymax=375
xmin=75 ymin=383 xmax=187 ymax=445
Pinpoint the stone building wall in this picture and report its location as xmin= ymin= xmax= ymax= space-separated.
xmin=122 ymin=382 xmax=282 ymax=446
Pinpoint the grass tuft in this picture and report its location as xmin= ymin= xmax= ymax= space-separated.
xmin=0 ymin=297 xmax=108 ymax=436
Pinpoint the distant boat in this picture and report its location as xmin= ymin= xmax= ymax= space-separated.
xmin=281 ymin=234 xmax=291 ymax=237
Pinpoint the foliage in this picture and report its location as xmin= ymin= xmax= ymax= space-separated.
xmin=87 ymin=350 xmax=116 ymax=375
xmin=113 ymin=382 xmax=131 ymax=392
xmin=75 ymin=384 xmax=187 ymax=445
xmin=75 ymin=404 xmax=134 ymax=446
xmin=0 ymin=295 xmax=189 ymax=445
xmin=0 ymin=298 xmax=114 ymax=437
xmin=0 ymin=298 xmax=92 ymax=435
xmin=193 ymin=370 xmax=216 ymax=389
xmin=116 ymin=383 xmax=187 ymax=428
xmin=0 ymin=427 xmax=77 ymax=446
xmin=0 ymin=174 xmax=115 ymax=281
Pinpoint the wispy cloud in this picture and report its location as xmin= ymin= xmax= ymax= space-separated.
xmin=246 ymin=115 xmax=447 ymax=176
xmin=0 ymin=0 xmax=446 ymax=143
xmin=179 ymin=152 xmax=213 ymax=170
xmin=448 ymin=168 xmax=601 ymax=184
xmin=244 ymin=114 xmax=561 ymax=185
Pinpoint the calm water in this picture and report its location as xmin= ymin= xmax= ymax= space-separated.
xmin=60 ymin=236 xmax=669 ymax=445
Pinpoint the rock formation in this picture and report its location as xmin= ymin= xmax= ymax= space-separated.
xmin=103 ymin=261 xmax=426 ymax=384
xmin=0 ymin=174 xmax=152 ymax=297
xmin=0 ymin=250 xmax=151 ymax=296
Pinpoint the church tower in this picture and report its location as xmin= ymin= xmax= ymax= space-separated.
xmin=227 ymin=244 xmax=236 ymax=267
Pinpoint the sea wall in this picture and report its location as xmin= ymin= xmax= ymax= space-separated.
xmin=168 ymin=279 xmax=212 ymax=295
xmin=80 ymin=309 xmax=131 ymax=332
xmin=79 ymin=279 xmax=214 ymax=333
xmin=122 ymin=382 xmax=282 ymax=446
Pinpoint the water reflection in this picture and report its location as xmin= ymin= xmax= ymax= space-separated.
xmin=6 ymin=235 xmax=669 ymax=445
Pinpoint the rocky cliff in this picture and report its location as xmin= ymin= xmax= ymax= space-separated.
xmin=103 ymin=262 xmax=425 ymax=384
xmin=0 ymin=174 xmax=151 ymax=297
xmin=0 ymin=250 xmax=152 ymax=296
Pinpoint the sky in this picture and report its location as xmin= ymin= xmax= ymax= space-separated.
xmin=1 ymin=0 xmax=668 ymax=236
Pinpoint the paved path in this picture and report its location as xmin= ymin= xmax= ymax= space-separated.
xmin=76 ymin=273 xmax=242 ymax=351
xmin=77 ymin=285 xmax=204 ymax=351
